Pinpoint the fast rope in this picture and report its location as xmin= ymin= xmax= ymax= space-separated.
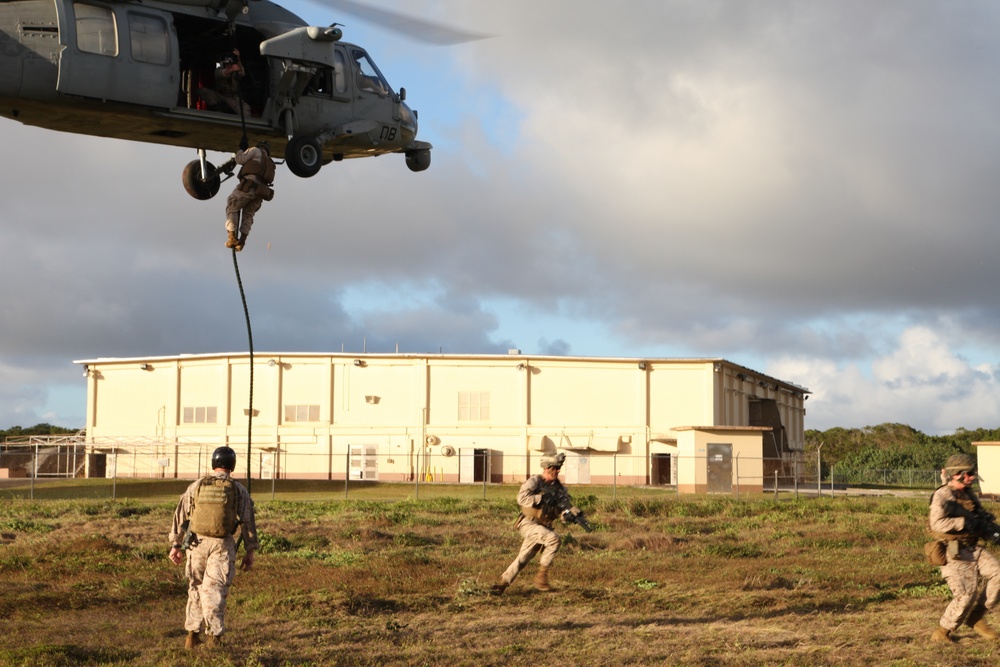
xmin=229 ymin=27 xmax=253 ymax=493
xmin=232 ymin=249 xmax=253 ymax=495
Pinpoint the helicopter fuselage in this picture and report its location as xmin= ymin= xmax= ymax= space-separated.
xmin=0 ymin=0 xmax=431 ymax=187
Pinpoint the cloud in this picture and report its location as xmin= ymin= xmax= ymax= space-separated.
xmin=4 ymin=1 xmax=1000 ymax=434
xmin=769 ymin=326 xmax=1000 ymax=435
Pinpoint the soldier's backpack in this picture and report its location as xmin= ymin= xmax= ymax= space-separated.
xmin=188 ymin=476 xmax=238 ymax=538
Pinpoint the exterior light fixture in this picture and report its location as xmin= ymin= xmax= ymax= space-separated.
xmin=353 ymin=359 xmax=366 ymax=367
xmin=267 ymin=359 xmax=277 ymax=367
xmin=140 ymin=363 xmax=152 ymax=371
xmin=638 ymin=361 xmax=647 ymax=371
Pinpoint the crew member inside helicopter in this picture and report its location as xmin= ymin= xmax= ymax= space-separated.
xmin=352 ymin=51 xmax=388 ymax=96
xmin=197 ymin=49 xmax=252 ymax=116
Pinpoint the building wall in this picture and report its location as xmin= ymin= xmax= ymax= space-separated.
xmin=77 ymin=353 xmax=808 ymax=491
xmin=974 ymin=442 xmax=1000 ymax=497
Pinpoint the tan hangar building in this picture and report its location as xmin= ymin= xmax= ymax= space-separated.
xmin=74 ymin=352 xmax=809 ymax=493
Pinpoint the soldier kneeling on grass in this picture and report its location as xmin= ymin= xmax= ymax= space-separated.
xmin=928 ymin=453 xmax=1000 ymax=643
xmin=168 ymin=446 xmax=259 ymax=650
xmin=491 ymin=452 xmax=580 ymax=594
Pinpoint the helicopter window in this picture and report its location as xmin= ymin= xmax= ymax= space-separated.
xmin=333 ymin=49 xmax=347 ymax=94
xmin=352 ymin=49 xmax=389 ymax=96
xmin=128 ymin=13 xmax=169 ymax=66
xmin=74 ymin=3 xmax=117 ymax=57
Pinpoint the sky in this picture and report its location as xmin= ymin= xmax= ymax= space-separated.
xmin=3 ymin=0 xmax=1000 ymax=435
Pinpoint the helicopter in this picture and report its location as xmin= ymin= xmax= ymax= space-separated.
xmin=0 ymin=0 xmax=483 ymax=199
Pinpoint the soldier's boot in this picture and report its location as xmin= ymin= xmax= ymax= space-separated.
xmin=534 ymin=566 xmax=551 ymax=592
xmin=973 ymin=620 xmax=999 ymax=640
xmin=931 ymin=626 xmax=955 ymax=643
xmin=235 ymin=233 xmax=248 ymax=252
xmin=225 ymin=230 xmax=238 ymax=249
xmin=184 ymin=631 xmax=201 ymax=650
xmin=490 ymin=581 xmax=509 ymax=595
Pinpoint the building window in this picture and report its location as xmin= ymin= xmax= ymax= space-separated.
xmin=458 ymin=391 xmax=489 ymax=421
xmin=182 ymin=406 xmax=217 ymax=424
xmin=285 ymin=404 xmax=320 ymax=422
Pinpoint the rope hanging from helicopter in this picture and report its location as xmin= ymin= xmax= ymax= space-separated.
xmin=229 ymin=26 xmax=254 ymax=493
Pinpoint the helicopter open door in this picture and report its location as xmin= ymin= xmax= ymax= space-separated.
xmin=53 ymin=0 xmax=179 ymax=108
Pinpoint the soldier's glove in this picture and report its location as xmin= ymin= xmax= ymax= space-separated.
xmin=239 ymin=136 xmax=249 ymax=151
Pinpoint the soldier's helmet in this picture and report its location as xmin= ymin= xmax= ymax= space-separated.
xmin=540 ymin=452 xmax=566 ymax=470
xmin=211 ymin=446 xmax=237 ymax=472
xmin=256 ymin=140 xmax=271 ymax=155
xmin=944 ymin=453 xmax=979 ymax=477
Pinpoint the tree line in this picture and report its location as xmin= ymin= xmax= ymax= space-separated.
xmin=0 ymin=423 xmax=80 ymax=441
xmin=804 ymin=423 xmax=1000 ymax=474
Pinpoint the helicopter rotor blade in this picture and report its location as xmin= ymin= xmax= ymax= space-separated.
xmin=315 ymin=0 xmax=492 ymax=45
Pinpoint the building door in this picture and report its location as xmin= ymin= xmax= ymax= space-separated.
xmin=651 ymin=453 xmax=672 ymax=485
xmin=349 ymin=444 xmax=378 ymax=480
xmin=562 ymin=453 xmax=591 ymax=485
xmin=707 ymin=443 xmax=732 ymax=494
xmin=459 ymin=448 xmax=488 ymax=483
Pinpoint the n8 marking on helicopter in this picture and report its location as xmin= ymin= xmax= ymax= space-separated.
xmin=0 ymin=0 xmax=482 ymax=199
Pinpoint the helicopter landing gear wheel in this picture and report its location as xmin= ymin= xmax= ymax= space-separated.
xmin=182 ymin=160 xmax=222 ymax=200
xmin=286 ymin=136 xmax=323 ymax=178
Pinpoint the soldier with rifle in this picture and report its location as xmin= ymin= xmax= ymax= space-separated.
xmin=928 ymin=453 xmax=1000 ymax=642
xmin=168 ymin=446 xmax=259 ymax=650
xmin=491 ymin=452 xmax=591 ymax=595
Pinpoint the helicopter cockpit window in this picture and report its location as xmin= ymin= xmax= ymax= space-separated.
xmin=351 ymin=49 xmax=389 ymax=96
xmin=128 ymin=13 xmax=169 ymax=66
xmin=74 ymin=3 xmax=118 ymax=57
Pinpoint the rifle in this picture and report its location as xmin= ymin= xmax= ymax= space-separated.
xmin=973 ymin=507 xmax=1000 ymax=546
xmin=541 ymin=488 xmax=594 ymax=532
xmin=947 ymin=501 xmax=1000 ymax=546
xmin=180 ymin=520 xmax=197 ymax=551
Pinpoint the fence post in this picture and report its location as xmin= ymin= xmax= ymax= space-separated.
xmin=482 ymin=450 xmax=488 ymax=500
xmin=774 ymin=470 xmax=778 ymax=498
xmin=344 ymin=446 xmax=349 ymax=500
xmin=415 ymin=447 xmax=421 ymax=499
xmin=816 ymin=444 xmax=823 ymax=498
xmin=613 ymin=453 xmax=617 ymax=501
xmin=31 ymin=444 xmax=36 ymax=500
xmin=734 ymin=454 xmax=740 ymax=500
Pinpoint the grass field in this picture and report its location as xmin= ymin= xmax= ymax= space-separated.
xmin=0 ymin=482 xmax=997 ymax=666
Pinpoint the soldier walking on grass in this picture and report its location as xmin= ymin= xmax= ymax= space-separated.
xmin=168 ymin=446 xmax=259 ymax=650
xmin=491 ymin=452 xmax=584 ymax=594
xmin=928 ymin=453 xmax=1000 ymax=643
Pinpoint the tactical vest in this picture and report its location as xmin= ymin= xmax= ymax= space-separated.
xmin=927 ymin=485 xmax=980 ymax=548
xmin=188 ymin=476 xmax=238 ymax=538
xmin=238 ymin=151 xmax=276 ymax=185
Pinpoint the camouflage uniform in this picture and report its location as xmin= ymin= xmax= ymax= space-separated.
xmin=929 ymin=483 xmax=1000 ymax=632
xmin=497 ymin=474 xmax=570 ymax=586
xmin=225 ymin=146 xmax=275 ymax=241
xmin=170 ymin=471 xmax=259 ymax=638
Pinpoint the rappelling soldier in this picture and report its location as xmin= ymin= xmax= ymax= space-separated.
xmin=168 ymin=446 xmax=259 ymax=650
xmin=225 ymin=140 xmax=275 ymax=251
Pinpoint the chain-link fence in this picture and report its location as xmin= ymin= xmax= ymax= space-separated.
xmin=0 ymin=438 xmax=945 ymax=502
